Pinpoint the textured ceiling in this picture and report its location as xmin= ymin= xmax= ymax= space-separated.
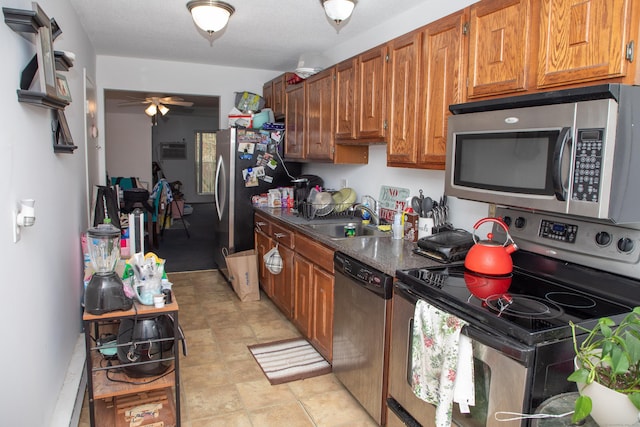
xmin=68 ymin=0 xmax=426 ymax=72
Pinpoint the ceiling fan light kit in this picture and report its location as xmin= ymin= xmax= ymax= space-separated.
xmin=321 ymin=0 xmax=355 ymax=24
xmin=187 ymin=0 xmax=235 ymax=34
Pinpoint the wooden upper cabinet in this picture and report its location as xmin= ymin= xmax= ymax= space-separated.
xmin=357 ymin=45 xmax=388 ymax=141
xmin=272 ymin=76 xmax=286 ymax=117
xmin=335 ymin=46 xmax=387 ymax=143
xmin=262 ymin=81 xmax=274 ymax=112
xmin=305 ymin=68 xmax=335 ymax=161
xmin=335 ymin=58 xmax=357 ymax=140
xmin=263 ymin=74 xmax=288 ymax=117
xmin=537 ymin=0 xmax=632 ymax=88
xmin=386 ymin=32 xmax=421 ymax=165
xmin=467 ymin=0 xmax=532 ymax=98
xmin=284 ymin=83 xmax=305 ymax=160
xmin=418 ymin=10 xmax=468 ymax=170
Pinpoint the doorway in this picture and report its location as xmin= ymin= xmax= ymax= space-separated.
xmin=103 ymin=89 xmax=221 ymax=271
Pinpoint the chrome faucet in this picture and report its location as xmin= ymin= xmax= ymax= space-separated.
xmin=349 ymin=202 xmax=380 ymax=225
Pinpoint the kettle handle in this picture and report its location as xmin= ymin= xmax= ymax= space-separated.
xmin=472 ymin=217 xmax=515 ymax=246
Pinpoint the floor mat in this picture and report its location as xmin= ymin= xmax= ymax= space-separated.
xmin=248 ymin=338 xmax=332 ymax=385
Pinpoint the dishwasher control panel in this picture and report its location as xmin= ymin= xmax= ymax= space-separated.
xmin=334 ymin=252 xmax=393 ymax=299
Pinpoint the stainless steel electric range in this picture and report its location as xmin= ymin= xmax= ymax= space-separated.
xmin=388 ymin=206 xmax=640 ymax=427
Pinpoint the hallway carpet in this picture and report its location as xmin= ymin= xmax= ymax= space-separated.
xmin=154 ymin=203 xmax=217 ymax=273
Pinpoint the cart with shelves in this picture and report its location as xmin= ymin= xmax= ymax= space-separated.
xmin=83 ymin=299 xmax=181 ymax=427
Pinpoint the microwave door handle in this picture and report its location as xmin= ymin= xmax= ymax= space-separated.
xmin=552 ymin=127 xmax=572 ymax=201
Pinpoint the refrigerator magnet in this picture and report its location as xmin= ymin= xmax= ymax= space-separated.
xmin=238 ymin=142 xmax=255 ymax=154
xmin=243 ymin=168 xmax=259 ymax=187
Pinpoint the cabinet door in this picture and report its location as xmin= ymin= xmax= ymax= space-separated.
xmin=255 ymin=230 xmax=273 ymax=297
xmin=273 ymin=76 xmax=286 ymax=117
xmin=263 ymin=81 xmax=274 ymax=111
xmin=285 ymin=84 xmax=305 ymax=159
xmin=537 ymin=0 xmax=631 ymax=88
xmin=357 ymin=45 xmax=387 ymax=141
xmin=293 ymin=254 xmax=313 ymax=337
xmin=305 ymin=68 xmax=335 ymax=161
xmin=468 ymin=0 xmax=532 ymax=98
xmin=335 ymin=58 xmax=357 ymax=141
xmin=271 ymin=244 xmax=294 ymax=318
xmin=386 ymin=31 xmax=421 ymax=165
xmin=418 ymin=10 xmax=467 ymax=169
xmin=312 ymin=266 xmax=334 ymax=362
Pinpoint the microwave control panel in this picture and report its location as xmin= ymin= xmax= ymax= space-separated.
xmin=572 ymin=128 xmax=604 ymax=203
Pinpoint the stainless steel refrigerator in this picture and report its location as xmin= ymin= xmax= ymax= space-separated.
xmin=213 ymin=127 xmax=300 ymax=281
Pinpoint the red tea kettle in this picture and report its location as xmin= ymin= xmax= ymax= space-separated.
xmin=464 ymin=217 xmax=518 ymax=276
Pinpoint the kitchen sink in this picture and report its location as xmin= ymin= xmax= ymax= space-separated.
xmin=304 ymin=221 xmax=391 ymax=239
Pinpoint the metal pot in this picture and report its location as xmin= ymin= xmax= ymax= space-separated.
xmin=464 ymin=217 xmax=518 ymax=276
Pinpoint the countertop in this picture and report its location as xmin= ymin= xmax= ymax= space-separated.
xmin=255 ymin=207 xmax=441 ymax=277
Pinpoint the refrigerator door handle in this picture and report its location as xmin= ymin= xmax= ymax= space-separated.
xmin=214 ymin=154 xmax=226 ymax=221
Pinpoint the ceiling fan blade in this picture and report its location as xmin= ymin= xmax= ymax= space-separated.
xmin=118 ymin=100 xmax=151 ymax=106
xmin=163 ymin=100 xmax=194 ymax=107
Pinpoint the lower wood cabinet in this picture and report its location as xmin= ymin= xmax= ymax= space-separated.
xmin=254 ymin=213 xmax=334 ymax=361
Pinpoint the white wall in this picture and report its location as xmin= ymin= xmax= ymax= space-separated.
xmin=0 ymin=0 xmax=95 ymax=425
xmin=106 ymin=111 xmax=153 ymax=185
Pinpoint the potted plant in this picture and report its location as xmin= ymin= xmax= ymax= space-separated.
xmin=568 ymin=306 xmax=640 ymax=425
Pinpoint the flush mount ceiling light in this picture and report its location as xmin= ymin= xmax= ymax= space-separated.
xmin=321 ymin=0 xmax=355 ymax=25
xmin=187 ymin=1 xmax=235 ymax=34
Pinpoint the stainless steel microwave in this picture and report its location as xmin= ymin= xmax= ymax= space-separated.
xmin=445 ymin=84 xmax=640 ymax=224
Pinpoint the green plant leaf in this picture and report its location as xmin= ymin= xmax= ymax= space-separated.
xmin=625 ymin=331 xmax=640 ymax=365
xmin=572 ymin=395 xmax=592 ymax=424
xmin=629 ymin=392 xmax=640 ymax=411
xmin=610 ymin=345 xmax=630 ymax=375
xmin=568 ymin=368 xmax=590 ymax=383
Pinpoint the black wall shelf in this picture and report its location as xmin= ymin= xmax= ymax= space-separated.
xmin=4 ymin=4 xmax=77 ymax=153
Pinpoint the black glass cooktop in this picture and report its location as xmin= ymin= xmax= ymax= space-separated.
xmin=396 ymin=251 xmax=636 ymax=345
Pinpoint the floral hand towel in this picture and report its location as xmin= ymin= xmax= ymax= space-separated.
xmin=411 ymin=299 xmax=474 ymax=427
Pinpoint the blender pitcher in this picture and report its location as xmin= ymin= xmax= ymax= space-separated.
xmin=84 ymin=224 xmax=133 ymax=314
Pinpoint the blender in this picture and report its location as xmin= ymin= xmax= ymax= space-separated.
xmin=84 ymin=223 xmax=133 ymax=314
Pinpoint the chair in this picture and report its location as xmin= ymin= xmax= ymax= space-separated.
xmin=110 ymin=176 xmax=158 ymax=249
xmin=150 ymin=179 xmax=190 ymax=240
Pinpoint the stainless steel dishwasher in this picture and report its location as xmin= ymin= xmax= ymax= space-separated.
xmin=333 ymin=251 xmax=393 ymax=425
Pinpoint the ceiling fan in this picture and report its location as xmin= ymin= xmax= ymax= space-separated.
xmin=118 ymin=95 xmax=195 ymax=117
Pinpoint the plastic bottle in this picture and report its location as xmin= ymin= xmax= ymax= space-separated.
xmin=392 ymin=213 xmax=403 ymax=239
xmin=361 ymin=199 xmax=371 ymax=225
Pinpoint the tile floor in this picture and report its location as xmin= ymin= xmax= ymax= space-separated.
xmin=79 ymin=270 xmax=378 ymax=427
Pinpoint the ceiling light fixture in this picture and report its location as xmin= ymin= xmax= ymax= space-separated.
xmin=145 ymin=104 xmax=157 ymax=117
xmin=158 ymin=104 xmax=170 ymax=116
xmin=321 ymin=0 xmax=355 ymax=25
xmin=187 ymin=1 xmax=235 ymax=34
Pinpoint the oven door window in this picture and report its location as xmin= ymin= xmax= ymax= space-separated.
xmin=454 ymin=131 xmax=559 ymax=195
xmin=452 ymin=358 xmax=489 ymax=427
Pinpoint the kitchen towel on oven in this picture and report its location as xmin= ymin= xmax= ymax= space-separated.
xmin=411 ymin=299 xmax=475 ymax=427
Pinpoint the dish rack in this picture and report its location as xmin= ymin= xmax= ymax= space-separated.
xmin=296 ymin=201 xmax=358 ymax=221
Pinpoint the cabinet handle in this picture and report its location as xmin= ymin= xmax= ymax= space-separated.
xmin=255 ymin=221 xmax=266 ymax=232
xmin=274 ymin=232 xmax=286 ymax=239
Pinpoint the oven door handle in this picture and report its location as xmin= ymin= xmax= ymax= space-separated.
xmin=394 ymin=282 xmax=534 ymax=365
xmin=552 ymin=127 xmax=572 ymax=202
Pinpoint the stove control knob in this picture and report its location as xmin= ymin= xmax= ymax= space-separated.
xmin=595 ymin=231 xmax=611 ymax=246
xmin=514 ymin=217 xmax=526 ymax=229
xmin=617 ymin=237 xmax=634 ymax=253
xmin=502 ymin=216 xmax=512 ymax=227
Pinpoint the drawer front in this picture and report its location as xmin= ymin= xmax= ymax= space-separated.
xmin=295 ymin=233 xmax=334 ymax=273
xmin=271 ymin=222 xmax=295 ymax=248
xmin=254 ymin=213 xmax=272 ymax=236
